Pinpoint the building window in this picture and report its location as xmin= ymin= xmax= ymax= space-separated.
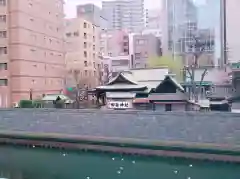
xmin=0 ymin=79 xmax=7 ymax=86
xmin=84 ymin=42 xmax=87 ymax=48
xmin=0 ymin=63 xmax=7 ymax=70
xmin=0 ymin=31 xmax=6 ymax=38
xmin=84 ymin=51 xmax=87 ymax=58
xmin=84 ymin=33 xmax=87 ymax=39
xmin=93 ymin=45 xmax=95 ymax=50
xmin=0 ymin=0 xmax=6 ymax=6
xmin=93 ymin=36 xmax=95 ymax=42
xmin=0 ymin=15 xmax=6 ymax=23
xmin=165 ymin=104 xmax=172 ymax=111
xmin=73 ymin=31 xmax=79 ymax=37
xmin=93 ymin=53 xmax=95 ymax=59
xmin=84 ymin=70 xmax=88 ymax=76
xmin=66 ymin=33 xmax=71 ymax=37
xmin=0 ymin=47 xmax=7 ymax=55
xmin=93 ymin=62 xmax=96 ymax=68
xmin=135 ymin=53 xmax=141 ymax=60
xmin=83 ymin=22 xmax=87 ymax=28
xmin=84 ymin=61 xmax=87 ymax=67
xmin=94 ymin=71 xmax=96 ymax=76
xmin=137 ymin=40 xmax=145 ymax=45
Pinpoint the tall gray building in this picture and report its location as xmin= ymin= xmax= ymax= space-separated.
xmin=102 ymin=0 xmax=144 ymax=32
xmin=225 ymin=0 xmax=240 ymax=64
xmin=196 ymin=0 xmax=226 ymax=67
xmin=162 ymin=0 xmax=198 ymax=58
xmin=76 ymin=4 xmax=108 ymax=29
xmin=162 ymin=0 xmax=226 ymax=67
xmin=145 ymin=8 xmax=162 ymax=29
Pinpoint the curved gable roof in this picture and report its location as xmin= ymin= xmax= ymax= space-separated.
xmin=107 ymin=72 xmax=138 ymax=85
xmin=155 ymin=75 xmax=185 ymax=92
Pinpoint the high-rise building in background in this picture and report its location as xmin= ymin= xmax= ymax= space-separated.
xmin=185 ymin=28 xmax=215 ymax=67
xmin=105 ymin=55 xmax=131 ymax=77
xmin=132 ymin=34 xmax=161 ymax=68
xmin=76 ymin=4 xmax=108 ymax=30
xmin=65 ymin=18 xmax=102 ymax=89
xmin=225 ymin=0 xmax=240 ymax=64
xmin=0 ymin=0 xmax=65 ymax=107
xmin=162 ymin=0 xmax=227 ymax=67
xmin=162 ymin=0 xmax=198 ymax=58
xmin=100 ymin=30 xmax=129 ymax=57
xmin=102 ymin=0 xmax=145 ymax=33
xmin=145 ymin=9 xmax=162 ymax=29
xmin=196 ymin=0 xmax=225 ymax=67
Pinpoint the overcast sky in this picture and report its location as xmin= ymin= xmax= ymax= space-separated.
xmin=65 ymin=0 xmax=162 ymax=18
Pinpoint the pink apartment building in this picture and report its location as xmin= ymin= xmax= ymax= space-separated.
xmin=65 ymin=17 xmax=102 ymax=89
xmin=100 ymin=30 xmax=129 ymax=57
xmin=0 ymin=0 xmax=65 ymax=107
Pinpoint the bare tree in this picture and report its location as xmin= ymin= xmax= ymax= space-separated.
xmin=68 ymin=69 xmax=88 ymax=108
xmin=183 ymin=33 xmax=213 ymax=102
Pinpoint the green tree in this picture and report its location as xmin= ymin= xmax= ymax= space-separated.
xmin=148 ymin=55 xmax=184 ymax=81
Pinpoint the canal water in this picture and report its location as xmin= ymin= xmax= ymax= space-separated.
xmin=0 ymin=146 xmax=239 ymax=179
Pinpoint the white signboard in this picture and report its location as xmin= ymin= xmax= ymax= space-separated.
xmin=108 ymin=101 xmax=131 ymax=109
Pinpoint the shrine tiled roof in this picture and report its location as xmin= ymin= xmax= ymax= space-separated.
xmin=97 ymin=68 xmax=170 ymax=91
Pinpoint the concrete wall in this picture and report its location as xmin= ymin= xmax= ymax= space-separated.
xmin=232 ymin=102 xmax=240 ymax=111
xmin=0 ymin=109 xmax=239 ymax=147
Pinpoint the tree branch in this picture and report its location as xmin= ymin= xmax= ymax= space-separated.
xmin=185 ymin=67 xmax=193 ymax=80
xmin=200 ymin=69 xmax=208 ymax=85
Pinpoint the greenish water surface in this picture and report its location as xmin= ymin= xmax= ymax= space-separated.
xmin=0 ymin=146 xmax=239 ymax=179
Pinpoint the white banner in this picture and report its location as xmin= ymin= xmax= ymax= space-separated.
xmin=108 ymin=101 xmax=131 ymax=109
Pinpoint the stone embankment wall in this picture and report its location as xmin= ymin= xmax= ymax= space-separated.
xmin=0 ymin=109 xmax=239 ymax=147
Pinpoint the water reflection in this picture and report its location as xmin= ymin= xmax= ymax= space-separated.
xmin=0 ymin=146 xmax=239 ymax=179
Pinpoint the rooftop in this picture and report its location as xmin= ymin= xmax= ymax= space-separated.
xmin=96 ymin=68 xmax=175 ymax=91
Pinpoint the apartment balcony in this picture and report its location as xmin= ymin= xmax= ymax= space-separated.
xmin=0 ymin=54 xmax=8 ymax=61
xmin=0 ymin=38 xmax=8 ymax=46
xmin=0 ymin=69 xmax=8 ymax=79
xmin=0 ymin=22 xmax=7 ymax=30
xmin=0 ymin=5 xmax=7 ymax=14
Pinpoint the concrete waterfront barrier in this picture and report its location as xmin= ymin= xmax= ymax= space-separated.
xmin=0 ymin=109 xmax=239 ymax=162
